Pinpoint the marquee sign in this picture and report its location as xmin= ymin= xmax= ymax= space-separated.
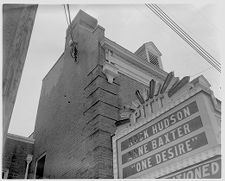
xmin=121 ymin=115 xmax=202 ymax=164
xmin=161 ymin=156 xmax=221 ymax=179
xmin=126 ymin=72 xmax=191 ymax=124
xmin=113 ymin=73 xmax=220 ymax=178
xmin=121 ymin=101 xmax=198 ymax=152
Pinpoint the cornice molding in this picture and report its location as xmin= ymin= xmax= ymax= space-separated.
xmin=100 ymin=38 xmax=167 ymax=83
xmin=7 ymin=133 xmax=34 ymax=144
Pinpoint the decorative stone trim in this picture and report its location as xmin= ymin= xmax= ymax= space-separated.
xmin=7 ymin=133 xmax=34 ymax=144
xmin=101 ymin=38 xmax=167 ymax=79
xmin=101 ymin=38 xmax=167 ymax=86
xmin=114 ymin=87 xmax=202 ymax=138
xmin=102 ymin=62 xmax=119 ymax=84
xmin=116 ymin=78 xmax=221 ymax=138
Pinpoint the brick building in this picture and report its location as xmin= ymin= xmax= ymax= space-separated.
xmin=3 ymin=4 xmax=37 ymax=148
xmin=29 ymin=10 xmax=168 ymax=179
xmin=2 ymin=134 xmax=34 ymax=179
xmin=2 ymin=10 xmax=221 ymax=179
xmin=113 ymin=75 xmax=221 ymax=179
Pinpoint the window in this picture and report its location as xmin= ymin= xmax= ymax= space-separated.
xmin=35 ymin=154 xmax=46 ymax=179
xmin=148 ymin=52 xmax=159 ymax=67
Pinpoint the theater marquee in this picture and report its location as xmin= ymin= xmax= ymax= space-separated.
xmin=113 ymin=91 xmax=220 ymax=178
xmin=161 ymin=156 xmax=221 ymax=179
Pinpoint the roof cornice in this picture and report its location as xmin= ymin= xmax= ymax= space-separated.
xmin=100 ymin=38 xmax=167 ymax=81
xmin=7 ymin=133 xmax=34 ymax=144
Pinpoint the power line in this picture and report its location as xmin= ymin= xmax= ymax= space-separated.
xmin=152 ymin=4 xmax=220 ymax=67
xmin=145 ymin=4 xmax=220 ymax=72
xmin=145 ymin=4 xmax=221 ymax=72
xmin=66 ymin=4 xmax=72 ymax=24
xmin=145 ymin=4 xmax=221 ymax=73
xmin=63 ymin=4 xmax=72 ymax=26
xmin=63 ymin=5 xmax=69 ymax=26
xmin=63 ymin=4 xmax=75 ymax=42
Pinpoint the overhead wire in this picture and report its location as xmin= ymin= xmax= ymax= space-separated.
xmin=145 ymin=4 xmax=221 ymax=73
xmin=63 ymin=4 xmax=70 ymax=26
xmin=63 ymin=4 xmax=72 ymax=25
xmin=66 ymin=4 xmax=72 ymax=24
xmin=145 ymin=4 xmax=220 ymax=72
xmin=63 ymin=4 xmax=78 ymax=61
xmin=62 ymin=4 xmax=221 ymax=73
xmin=146 ymin=4 xmax=221 ymax=72
xmin=149 ymin=4 xmax=221 ymax=70
xmin=63 ymin=4 xmax=76 ymax=42
xmin=152 ymin=4 xmax=220 ymax=67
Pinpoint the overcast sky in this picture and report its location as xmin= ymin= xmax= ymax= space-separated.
xmin=8 ymin=3 xmax=221 ymax=137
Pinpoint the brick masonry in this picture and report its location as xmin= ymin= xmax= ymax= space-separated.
xmin=2 ymin=136 xmax=33 ymax=179
xmin=30 ymin=10 xmax=150 ymax=179
xmin=3 ymin=4 xmax=38 ymax=150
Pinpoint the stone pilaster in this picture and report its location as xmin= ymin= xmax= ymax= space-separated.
xmin=83 ymin=64 xmax=119 ymax=178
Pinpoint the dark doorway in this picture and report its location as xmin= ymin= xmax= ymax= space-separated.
xmin=35 ymin=155 xmax=46 ymax=179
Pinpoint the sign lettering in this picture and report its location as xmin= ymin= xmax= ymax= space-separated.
xmin=121 ymin=101 xmax=198 ymax=151
xmin=164 ymin=158 xmax=221 ymax=179
xmin=122 ymin=116 xmax=203 ymax=164
xmin=122 ymin=132 xmax=208 ymax=178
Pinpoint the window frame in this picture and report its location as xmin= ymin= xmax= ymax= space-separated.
xmin=34 ymin=152 xmax=46 ymax=179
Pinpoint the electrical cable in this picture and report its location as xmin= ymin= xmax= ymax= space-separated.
xmin=63 ymin=4 xmax=78 ymax=62
xmin=63 ymin=4 xmax=75 ymax=42
xmin=146 ymin=4 xmax=220 ymax=72
xmin=66 ymin=4 xmax=72 ymax=25
xmin=63 ymin=5 xmax=69 ymax=26
xmin=145 ymin=4 xmax=221 ymax=73
xmin=152 ymin=4 xmax=220 ymax=67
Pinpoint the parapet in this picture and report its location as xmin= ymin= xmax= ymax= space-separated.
xmin=68 ymin=9 xmax=98 ymax=32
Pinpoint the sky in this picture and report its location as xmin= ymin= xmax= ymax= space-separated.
xmin=7 ymin=3 xmax=222 ymax=137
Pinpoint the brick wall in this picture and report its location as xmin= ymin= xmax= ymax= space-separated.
xmin=31 ymin=10 xmax=117 ymax=179
xmin=31 ymin=10 xmax=149 ymax=179
xmin=116 ymin=74 xmax=148 ymax=108
xmin=2 ymin=136 xmax=33 ymax=179
xmin=3 ymin=4 xmax=37 ymax=147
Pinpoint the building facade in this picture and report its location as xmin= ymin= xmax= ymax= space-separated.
xmin=2 ymin=134 xmax=34 ymax=179
xmin=2 ymin=10 xmax=221 ymax=179
xmin=3 ymin=4 xmax=38 ymax=148
xmin=113 ymin=75 xmax=221 ymax=179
